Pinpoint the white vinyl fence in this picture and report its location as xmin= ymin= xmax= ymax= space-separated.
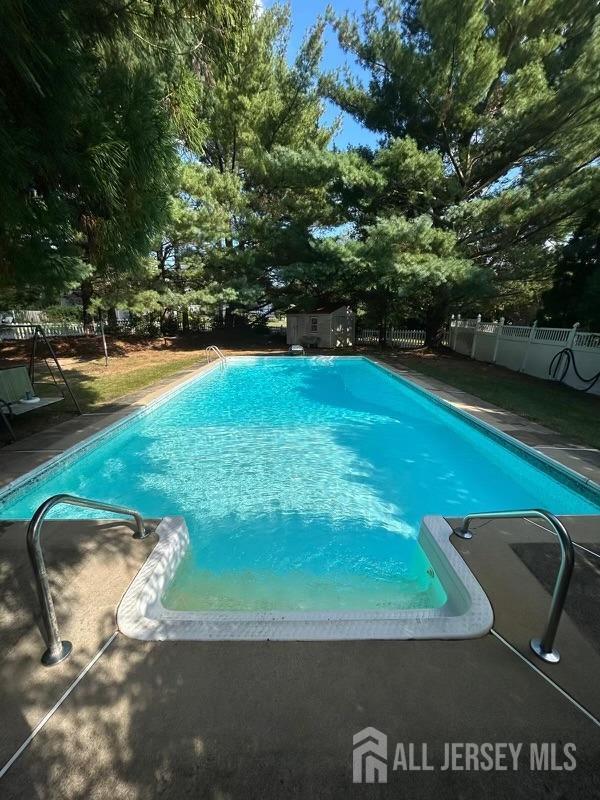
xmin=449 ymin=316 xmax=600 ymax=395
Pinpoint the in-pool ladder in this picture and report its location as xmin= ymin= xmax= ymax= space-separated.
xmin=205 ymin=345 xmax=227 ymax=367
xmin=26 ymin=494 xmax=151 ymax=666
xmin=453 ymin=509 xmax=575 ymax=664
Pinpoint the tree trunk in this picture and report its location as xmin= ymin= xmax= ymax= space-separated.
xmin=424 ymin=300 xmax=449 ymax=347
xmin=80 ymin=279 xmax=93 ymax=325
xmin=160 ymin=308 xmax=168 ymax=335
xmin=378 ymin=300 xmax=388 ymax=347
xmin=182 ymin=307 xmax=189 ymax=333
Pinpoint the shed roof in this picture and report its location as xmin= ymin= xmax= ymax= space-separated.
xmin=286 ymin=303 xmax=351 ymax=316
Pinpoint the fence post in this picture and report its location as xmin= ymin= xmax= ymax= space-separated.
xmin=492 ymin=317 xmax=504 ymax=363
xmin=453 ymin=314 xmax=462 ymax=351
xmin=520 ymin=320 xmax=538 ymax=373
xmin=470 ymin=314 xmax=482 ymax=359
xmin=567 ymin=322 xmax=580 ymax=348
xmin=449 ymin=314 xmax=456 ymax=349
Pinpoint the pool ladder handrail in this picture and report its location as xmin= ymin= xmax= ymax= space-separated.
xmin=454 ymin=509 xmax=575 ymax=664
xmin=26 ymin=493 xmax=152 ymax=667
xmin=205 ymin=345 xmax=227 ymax=365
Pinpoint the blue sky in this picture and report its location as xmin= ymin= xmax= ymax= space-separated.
xmin=263 ymin=0 xmax=379 ymax=150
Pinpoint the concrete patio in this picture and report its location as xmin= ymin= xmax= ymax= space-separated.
xmin=1 ymin=513 xmax=599 ymax=799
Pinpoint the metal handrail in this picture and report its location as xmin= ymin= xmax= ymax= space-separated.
xmin=26 ymin=494 xmax=152 ymax=667
xmin=454 ymin=509 xmax=575 ymax=664
xmin=205 ymin=345 xmax=226 ymax=364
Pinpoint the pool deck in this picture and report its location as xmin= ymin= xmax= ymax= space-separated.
xmin=1 ymin=353 xmax=599 ymax=797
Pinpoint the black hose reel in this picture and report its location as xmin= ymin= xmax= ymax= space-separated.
xmin=548 ymin=347 xmax=600 ymax=392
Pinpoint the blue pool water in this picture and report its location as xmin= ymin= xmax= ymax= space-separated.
xmin=1 ymin=357 xmax=599 ymax=612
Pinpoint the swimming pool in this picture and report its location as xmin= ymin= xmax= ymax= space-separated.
xmin=2 ymin=356 xmax=599 ymax=640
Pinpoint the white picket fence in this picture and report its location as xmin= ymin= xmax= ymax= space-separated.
xmin=357 ymin=328 xmax=379 ymax=344
xmin=449 ymin=316 xmax=600 ymax=395
xmin=356 ymin=327 xmax=453 ymax=348
xmin=357 ymin=328 xmax=427 ymax=348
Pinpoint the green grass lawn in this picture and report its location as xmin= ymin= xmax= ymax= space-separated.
xmin=390 ymin=351 xmax=600 ymax=449
xmin=61 ymin=353 xmax=205 ymax=409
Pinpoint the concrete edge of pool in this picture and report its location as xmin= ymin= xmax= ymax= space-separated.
xmin=116 ymin=515 xmax=494 ymax=641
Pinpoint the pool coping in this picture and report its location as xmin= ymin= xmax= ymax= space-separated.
xmin=116 ymin=515 xmax=494 ymax=641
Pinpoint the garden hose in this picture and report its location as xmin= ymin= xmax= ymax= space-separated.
xmin=548 ymin=347 xmax=600 ymax=392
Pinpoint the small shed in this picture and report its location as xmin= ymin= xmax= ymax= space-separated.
xmin=286 ymin=305 xmax=356 ymax=349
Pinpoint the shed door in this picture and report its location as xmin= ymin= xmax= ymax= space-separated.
xmin=288 ymin=317 xmax=299 ymax=344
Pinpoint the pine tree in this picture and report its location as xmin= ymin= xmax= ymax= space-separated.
xmin=322 ymin=0 xmax=600 ymax=341
xmin=539 ymin=209 xmax=600 ymax=330
xmin=141 ymin=3 xmax=339 ymax=326
xmin=0 ymin=1 xmax=247 ymax=309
